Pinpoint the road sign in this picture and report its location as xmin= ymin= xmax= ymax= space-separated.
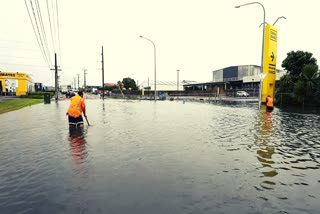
xmin=262 ymin=24 xmax=278 ymax=103
xmin=259 ymin=73 xmax=266 ymax=80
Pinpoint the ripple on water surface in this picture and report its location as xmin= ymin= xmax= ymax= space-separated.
xmin=0 ymin=99 xmax=319 ymax=214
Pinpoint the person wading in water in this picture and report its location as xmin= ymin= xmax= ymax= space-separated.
xmin=66 ymin=91 xmax=87 ymax=128
xmin=266 ymin=95 xmax=274 ymax=113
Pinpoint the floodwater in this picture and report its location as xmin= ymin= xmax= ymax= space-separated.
xmin=0 ymin=98 xmax=319 ymax=214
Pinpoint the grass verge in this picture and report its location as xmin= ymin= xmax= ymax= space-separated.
xmin=0 ymin=99 xmax=44 ymax=114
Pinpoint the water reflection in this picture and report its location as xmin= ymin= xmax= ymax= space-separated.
xmin=68 ymin=126 xmax=88 ymax=161
xmin=0 ymin=99 xmax=319 ymax=214
xmin=255 ymin=111 xmax=278 ymax=192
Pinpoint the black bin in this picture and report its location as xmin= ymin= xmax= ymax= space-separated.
xmin=44 ymin=93 xmax=51 ymax=104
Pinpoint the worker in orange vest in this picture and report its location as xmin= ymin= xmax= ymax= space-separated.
xmin=266 ymin=95 xmax=274 ymax=113
xmin=66 ymin=91 xmax=87 ymax=127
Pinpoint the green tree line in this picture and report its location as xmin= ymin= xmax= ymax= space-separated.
xmin=276 ymin=50 xmax=320 ymax=107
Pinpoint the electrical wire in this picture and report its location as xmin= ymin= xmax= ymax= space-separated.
xmin=24 ymin=0 xmax=50 ymax=69
xmin=46 ymin=0 xmax=56 ymax=54
xmin=35 ymin=0 xmax=53 ymax=66
xmin=29 ymin=0 xmax=51 ymax=67
xmin=0 ymin=62 xmax=49 ymax=67
xmin=56 ymin=0 xmax=62 ymax=66
xmin=51 ymin=0 xmax=57 ymax=53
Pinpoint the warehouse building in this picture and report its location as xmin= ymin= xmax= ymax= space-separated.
xmin=183 ymin=65 xmax=286 ymax=94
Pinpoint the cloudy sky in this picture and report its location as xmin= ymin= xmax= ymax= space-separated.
xmin=1 ymin=0 xmax=320 ymax=87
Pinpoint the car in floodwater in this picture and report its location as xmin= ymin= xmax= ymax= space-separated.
xmin=236 ymin=91 xmax=249 ymax=97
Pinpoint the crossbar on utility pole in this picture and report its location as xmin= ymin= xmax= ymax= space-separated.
xmin=50 ymin=53 xmax=61 ymax=101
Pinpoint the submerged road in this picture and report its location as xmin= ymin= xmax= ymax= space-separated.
xmin=0 ymin=98 xmax=319 ymax=214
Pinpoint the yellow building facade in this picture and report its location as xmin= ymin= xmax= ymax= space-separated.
xmin=0 ymin=71 xmax=34 ymax=96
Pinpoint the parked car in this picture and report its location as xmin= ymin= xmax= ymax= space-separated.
xmin=236 ymin=91 xmax=249 ymax=97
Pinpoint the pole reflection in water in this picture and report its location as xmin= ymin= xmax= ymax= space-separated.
xmin=255 ymin=111 xmax=277 ymax=190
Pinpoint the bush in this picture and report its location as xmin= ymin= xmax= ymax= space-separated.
xmin=27 ymin=92 xmax=54 ymax=99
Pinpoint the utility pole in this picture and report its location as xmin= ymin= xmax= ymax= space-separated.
xmin=50 ymin=53 xmax=61 ymax=101
xmin=101 ymin=46 xmax=105 ymax=99
xmin=77 ymin=73 xmax=80 ymax=91
xmin=83 ymin=68 xmax=87 ymax=92
xmin=74 ymin=77 xmax=76 ymax=91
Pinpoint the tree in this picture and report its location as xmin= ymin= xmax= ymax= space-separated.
xmin=122 ymin=77 xmax=137 ymax=90
xmin=281 ymin=51 xmax=317 ymax=80
xmin=300 ymin=64 xmax=319 ymax=97
xmin=293 ymin=80 xmax=305 ymax=104
xmin=278 ymin=75 xmax=294 ymax=93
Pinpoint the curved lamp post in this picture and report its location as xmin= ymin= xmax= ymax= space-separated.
xmin=140 ymin=35 xmax=157 ymax=101
xmin=235 ymin=2 xmax=265 ymax=110
xmin=273 ymin=16 xmax=286 ymax=25
xmin=259 ymin=16 xmax=286 ymax=27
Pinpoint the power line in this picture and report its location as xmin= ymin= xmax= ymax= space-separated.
xmin=29 ymin=0 xmax=51 ymax=68
xmin=56 ymin=0 xmax=62 ymax=66
xmin=24 ymin=0 xmax=50 ymax=69
xmin=0 ymin=39 xmax=34 ymax=44
xmin=0 ymin=54 xmax=40 ymax=59
xmin=51 ymin=0 xmax=57 ymax=53
xmin=0 ymin=46 xmax=42 ymax=51
xmin=35 ymin=0 xmax=53 ymax=66
xmin=0 ymin=62 xmax=49 ymax=67
xmin=46 ymin=0 xmax=56 ymax=53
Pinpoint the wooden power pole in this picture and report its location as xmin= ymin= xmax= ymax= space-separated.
xmin=83 ymin=68 xmax=87 ymax=92
xmin=102 ymin=46 xmax=105 ymax=99
xmin=50 ymin=53 xmax=61 ymax=101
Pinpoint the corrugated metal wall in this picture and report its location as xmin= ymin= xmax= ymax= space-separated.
xmin=212 ymin=69 xmax=223 ymax=82
xmin=223 ymin=66 xmax=238 ymax=80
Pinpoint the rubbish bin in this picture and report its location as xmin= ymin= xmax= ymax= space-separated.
xmin=44 ymin=93 xmax=51 ymax=104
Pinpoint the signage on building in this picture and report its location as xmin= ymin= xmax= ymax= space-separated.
xmin=0 ymin=72 xmax=16 ymax=77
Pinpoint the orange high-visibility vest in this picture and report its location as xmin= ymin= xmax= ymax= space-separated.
xmin=266 ymin=97 xmax=274 ymax=107
xmin=67 ymin=95 xmax=85 ymax=118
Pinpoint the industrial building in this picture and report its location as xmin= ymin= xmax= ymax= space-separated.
xmin=183 ymin=65 xmax=286 ymax=94
xmin=0 ymin=71 xmax=34 ymax=96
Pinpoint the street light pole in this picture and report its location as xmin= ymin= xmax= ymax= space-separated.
xmin=140 ymin=35 xmax=157 ymax=101
xmin=177 ymin=69 xmax=179 ymax=98
xmin=273 ymin=16 xmax=286 ymax=25
xmin=235 ymin=2 xmax=265 ymax=110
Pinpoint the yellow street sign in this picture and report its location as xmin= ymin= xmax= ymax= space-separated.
xmin=262 ymin=24 xmax=278 ymax=104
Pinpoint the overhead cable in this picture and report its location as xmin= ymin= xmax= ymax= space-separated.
xmin=35 ymin=0 xmax=53 ymax=66
xmin=24 ymin=0 xmax=50 ymax=69
xmin=29 ymin=0 xmax=51 ymax=67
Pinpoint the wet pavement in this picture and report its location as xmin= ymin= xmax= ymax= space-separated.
xmin=0 ymin=98 xmax=319 ymax=214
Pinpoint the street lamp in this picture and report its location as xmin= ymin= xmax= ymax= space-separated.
xmin=177 ymin=69 xmax=179 ymax=98
xmin=235 ymin=2 xmax=265 ymax=110
xmin=259 ymin=16 xmax=286 ymax=27
xmin=140 ymin=35 xmax=157 ymax=101
xmin=273 ymin=16 xmax=286 ymax=25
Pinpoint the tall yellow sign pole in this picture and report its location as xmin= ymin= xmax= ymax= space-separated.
xmin=262 ymin=24 xmax=278 ymax=104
